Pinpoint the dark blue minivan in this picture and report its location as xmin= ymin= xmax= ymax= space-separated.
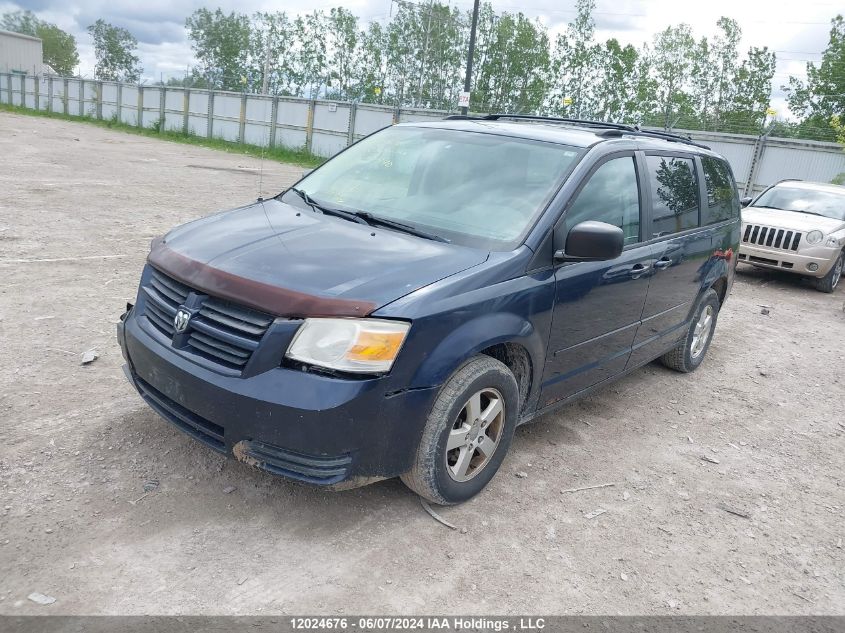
xmin=117 ymin=115 xmax=741 ymax=504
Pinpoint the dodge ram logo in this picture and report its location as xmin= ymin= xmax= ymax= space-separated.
xmin=173 ymin=308 xmax=191 ymax=334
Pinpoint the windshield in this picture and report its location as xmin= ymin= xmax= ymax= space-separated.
xmin=754 ymin=186 xmax=845 ymax=221
xmin=287 ymin=126 xmax=582 ymax=249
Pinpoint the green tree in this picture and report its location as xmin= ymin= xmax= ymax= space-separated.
xmin=250 ymin=11 xmax=294 ymax=95
xmin=87 ymin=19 xmax=142 ymax=82
xmin=287 ymin=11 xmax=328 ymax=99
xmin=591 ymin=39 xmax=639 ymax=122
xmin=473 ymin=12 xmax=549 ymax=113
xmin=785 ymin=15 xmax=845 ymax=141
xmin=357 ymin=22 xmax=389 ymax=104
xmin=549 ymin=0 xmax=599 ymax=117
xmin=722 ymin=46 xmax=776 ymax=134
xmin=186 ymin=9 xmax=252 ymax=90
xmin=1 ymin=10 xmax=79 ymax=75
xmin=324 ymin=8 xmax=360 ymax=100
xmin=650 ymin=24 xmax=695 ymax=129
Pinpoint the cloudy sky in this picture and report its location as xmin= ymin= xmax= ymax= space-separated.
xmin=0 ymin=0 xmax=839 ymax=116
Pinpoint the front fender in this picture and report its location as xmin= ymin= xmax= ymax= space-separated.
xmin=408 ymin=311 xmax=547 ymax=405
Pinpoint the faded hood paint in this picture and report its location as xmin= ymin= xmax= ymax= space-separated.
xmin=148 ymin=199 xmax=489 ymax=317
xmin=743 ymin=206 xmax=845 ymax=234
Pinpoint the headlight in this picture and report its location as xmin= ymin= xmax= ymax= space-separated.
xmin=806 ymin=230 xmax=823 ymax=245
xmin=826 ymin=236 xmax=839 ymax=247
xmin=286 ymin=318 xmax=410 ymax=374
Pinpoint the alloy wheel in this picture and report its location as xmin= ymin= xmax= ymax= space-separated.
xmin=445 ymin=388 xmax=505 ymax=482
xmin=690 ymin=305 xmax=714 ymax=359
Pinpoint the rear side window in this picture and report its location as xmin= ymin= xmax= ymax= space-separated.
xmin=701 ymin=157 xmax=739 ymax=224
xmin=645 ymin=155 xmax=699 ymax=237
xmin=563 ymin=156 xmax=641 ymax=245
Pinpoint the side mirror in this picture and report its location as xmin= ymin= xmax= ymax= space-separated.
xmin=740 ymin=196 xmax=753 ymax=208
xmin=555 ymin=221 xmax=624 ymax=263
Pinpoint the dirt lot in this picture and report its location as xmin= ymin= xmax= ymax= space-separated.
xmin=0 ymin=112 xmax=843 ymax=615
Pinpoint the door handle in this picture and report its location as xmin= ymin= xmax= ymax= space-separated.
xmin=654 ymin=258 xmax=672 ymax=270
xmin=630 ymin=263 xmax=650 ymax=279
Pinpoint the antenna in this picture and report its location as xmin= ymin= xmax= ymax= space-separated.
xmin=258 ymin=95 xmax=269 ymax=201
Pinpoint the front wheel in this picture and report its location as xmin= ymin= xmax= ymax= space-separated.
xmin=815 ymin=252 xmax=843 ymax=293
xmin=401 ymin=356 xmax=519 ymax=505
xmin=660 ymin=289 xmax=721 ymax=373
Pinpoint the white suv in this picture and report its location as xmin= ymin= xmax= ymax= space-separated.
xmin=738 ymin=180 xmax=845 ymax=292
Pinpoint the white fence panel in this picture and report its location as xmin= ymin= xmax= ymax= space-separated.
xmin=37 ymin=76 xmax=49 ymax=110
xmin=11 ymin=75 xmax=22 ymax=105
xmin=24 ymin=76 xmax=36 ymax=108
xmin=4 ymin=71 xmax=843 ymax=190
xmin=243 ymin=95 xmax=272 ymax=145
xmin=187 ymin=91 xmax=209 ymax=136
xmin=66 ymin=79 xmax=81 ymax=115
xmin=51 ymin=78 xmax=65 ymax=112
xmin=120 ymin=85 xmax=138 ymax=125
xmin=757 ymin=140 xmax=845 ymax=186
xmin=211 ymin=92 xmax=241 ymax=141
xmin=354 ymin=106 xmax=393 ymax=138
xmin=275 ymin=99 xmax=309 ymax=148
xmin=398 ymin=108 xmax=445 ymax=123
xmin=101 ymin=82 xmax=118 ymax=119
xmin=140 ymin=87 xmax=160 ymax=127
xmin=163 ymin=88 xmax=185 ymax=132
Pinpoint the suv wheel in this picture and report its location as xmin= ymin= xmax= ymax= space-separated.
xmin=815 ymin=252 xmax=843 ymax=293
xmin=401 ymin=356 xmax=519 ymax=505
xmin=660 ymin=289 xmax=720 ymax=373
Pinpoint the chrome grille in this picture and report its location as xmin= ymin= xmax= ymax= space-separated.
xmin=742 ymin=224 xmax=802 ymax=251
xmin=141 ymin=268 xmax=274 ymax=372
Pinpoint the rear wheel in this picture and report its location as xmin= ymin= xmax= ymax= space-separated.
xmin=815 ymin=252 xmax=843 ymax=293
xmin=660 ymin=289 xmax=720 ymax=373
xmin=401 ymin=356 xmax=519 ymax=505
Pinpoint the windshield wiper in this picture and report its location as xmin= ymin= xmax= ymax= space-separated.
xmin=288 ymin=187 xmax=368 ymax=225
xmin=351 ymin=211 xmax=450 ymax=243
xmin=289 ymin=188 xmax=449 ymax=243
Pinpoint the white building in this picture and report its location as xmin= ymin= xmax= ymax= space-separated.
xmin=0 ymin=29 xmax=44 ymax=75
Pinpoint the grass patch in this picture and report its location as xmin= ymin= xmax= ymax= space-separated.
xmin=0 ymin=102 xmax=325 ymax=168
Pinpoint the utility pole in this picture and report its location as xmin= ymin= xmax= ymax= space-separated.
xmin=415 ymin=0 xmax=435 ymax=108
xmin=261 ymin=35 xmax=272 ymax=95
xmin=460 ymin=0 xmax=481 ymax=115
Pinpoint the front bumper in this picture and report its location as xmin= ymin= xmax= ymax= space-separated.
xmin=117 ymin=308 xmax=438 ymax=487
xmin=738 ymin=243 xmax=839 ymax=278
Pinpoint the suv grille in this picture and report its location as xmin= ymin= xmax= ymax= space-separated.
xmin=742 ymin=224 xmax=802 ymax=251
xmin=142 ymin=268 xmax=274 ymax=371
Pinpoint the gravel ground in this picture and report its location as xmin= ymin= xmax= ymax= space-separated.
xmin=1 ymin=112 xmax=843 ymax=615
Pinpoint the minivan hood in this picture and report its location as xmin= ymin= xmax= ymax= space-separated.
xmin=148 ymin=199 xmax=489 ymax=317
xmin=743 ymin=206 xmax=845 ymax=234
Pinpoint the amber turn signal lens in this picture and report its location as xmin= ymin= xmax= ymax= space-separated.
xmin=348 ymin=331 xmax=407 ymax=362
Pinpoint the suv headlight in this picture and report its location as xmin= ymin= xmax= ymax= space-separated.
xmin=286 ymin=318 xmax=410 ymax=374
xmin=806 ymin=230 xmax=824 ymax=245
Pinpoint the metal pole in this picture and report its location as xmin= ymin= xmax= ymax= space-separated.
xmin=261 ymin=36 xmax=272 ymax=95
xmin=460 ymin=0 xmax=481 ymax=116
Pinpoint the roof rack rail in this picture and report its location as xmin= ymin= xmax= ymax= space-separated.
xmin=483 ymin=113 xmax=636 ymax=132
xmin=449 ymin=113 xmax=711 ymax=150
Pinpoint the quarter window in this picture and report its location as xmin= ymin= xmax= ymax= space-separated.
xmin=563 ymin=156 xmax=641 ymax=245
xmin=646 ymin=155 xmax=699 ymax=237
xmin=701 ymin=157 xmax=739 ymax=224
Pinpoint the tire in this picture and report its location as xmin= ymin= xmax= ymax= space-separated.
xmin=815 ymin=252 xmax=843 ymax=294
xmin=660 ymin=289 xmax=720 ymax=373
xmin=401 ymin=356 xmax=519 ymax=505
